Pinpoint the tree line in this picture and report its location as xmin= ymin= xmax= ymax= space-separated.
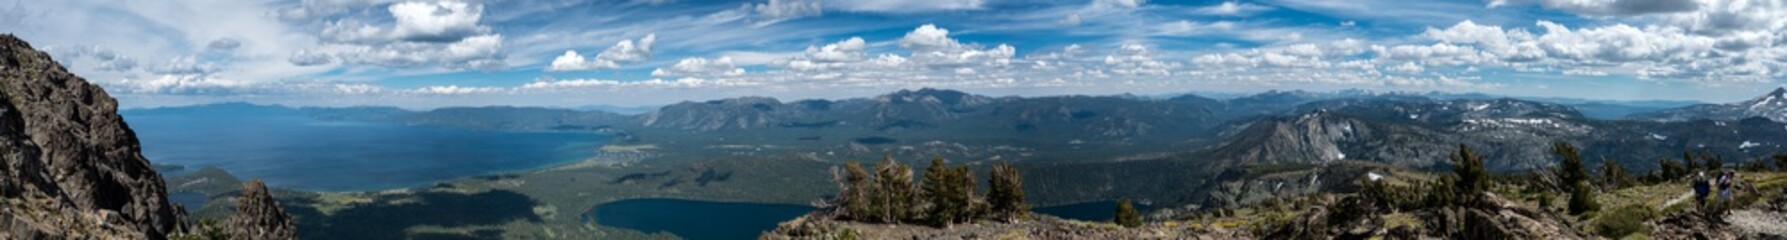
xmin=828 ymin=156 xmax=1028 ymax=227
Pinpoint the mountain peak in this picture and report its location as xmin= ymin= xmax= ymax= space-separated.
xmin=877 ymin=88 xmax=987 ymax=106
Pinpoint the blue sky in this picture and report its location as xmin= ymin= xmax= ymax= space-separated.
xmin=2 ymin=0 xmax=1783 ymax=109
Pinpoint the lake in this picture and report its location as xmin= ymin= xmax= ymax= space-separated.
xmin=124 ymin=110 xmax=609 ymax=191
xmin=585 ymin=199 xmax=814 ymax=240
xmin=1034 ymin=201 xmax=1154 ymax=222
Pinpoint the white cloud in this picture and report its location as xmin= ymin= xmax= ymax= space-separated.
xmin=151 ymin=56 xmax=224 ymax=75
xmin=1102 ymin=43 xmax=1178 ymax=76
xmin=752 ymin=0 xmax=823 ymax=25
xmin=805 ymin=37 xmax=867 ymax=62
xmin=1191 ymin=1 xmax=1273 ymax=16
xmin=652 ymin=57 xmax=746 ymax=77
xmin=546 ymin=50 xmax=616 ymax=72
xmin=336 ymin=34 xmax=508 ymax=70
xmin=289 ymin=49 xmax=334 ymax=66
xmin=1095 ymin=0 xmax=1147 ymax=8
xmin=544 ymin=34 xmax=655 ymax=72
xmin=302 ymin=0 xmax=506 ymax=70
xmin=596 ymin=34 xmax=656 ymax=63
xmin=387 ymin=1 xmax=489 ymax=42
xmin=827 ymin=0 xmax=985 ymax=13
xmin=408 ymin=85 xmax=506 ymax=95
xmin=1488 ymin=0 xmax=1699 ymax=16
xmin=899 ymin=24 xmax=965 ymax=52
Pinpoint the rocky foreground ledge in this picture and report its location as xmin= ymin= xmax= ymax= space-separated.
xmin=0 ymin=34 xmax=296 ymax=239
xmin=762 ymin=213 xmax=1248 ymax=240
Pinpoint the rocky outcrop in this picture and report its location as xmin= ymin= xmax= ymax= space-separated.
xmin=226 ymin=180 xmax=296 ymax=240
xmin=762 ymin=213 xmax=1247 ymax=239
xmin=1266 ymin=193 xmax=1587 ymax=239
xmin=0 ymin=34 xmax=185 ymax=239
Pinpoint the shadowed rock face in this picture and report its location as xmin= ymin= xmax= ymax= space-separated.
xmin=228 ymin=180 xmax=297 ymax=240
xmin=0 ymin=34 xmax=186 ymax=239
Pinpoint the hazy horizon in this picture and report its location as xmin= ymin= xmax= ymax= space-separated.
xmin=7 ymin=0 xmax=1787 ymax=109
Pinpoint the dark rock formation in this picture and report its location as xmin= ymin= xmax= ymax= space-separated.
xmin=226 ymin=180 xmax=296 ymax=240
xmin=0 ymin=34 xmax=184 ymax=239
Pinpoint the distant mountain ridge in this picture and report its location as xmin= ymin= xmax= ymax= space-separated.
xmin=1629 ymin=87 xmax=1787 ymax=122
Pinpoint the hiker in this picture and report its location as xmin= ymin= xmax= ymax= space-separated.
xmin=1693 ymin=172 xmax=1710 ymax=208
xmin=1717 ymin=170 xmax=1734 ymax=208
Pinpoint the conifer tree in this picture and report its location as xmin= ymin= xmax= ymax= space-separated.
xmin=1114 ymin=199 xmax=1142 ymax=228
xmin=1599 ymin=159 xmax=1633 ymax=190
xmin=873 ymin=156 xmax=915 ymax=223
xmin=1553 ymin=142 xmax=1588 ymax=192
xmin=1773 ymin=153 xmax=1787 ymax=171
xmin=840 ymin=161 xmax=872 ymax=220
xmin=988 ymin=162 xmax=1028 ymax=222
xmin=921 ymin=157 xmax=957 ymax=226
xmin=1567 ymin=181 xmax=1599 ymax=214
xmin=949 ymin=165 xmax=979 ymax=223
xmin=1659 ymin=158 xmax=1685 ymax=180
xmin=1701 ymin=150 xmax=1723 ymax=171
xmin=1683 ymin=150 xmax=1698 ymax=173
xmin=1450 ymin=144 xmax=1488 ymax=206
xmin=1553 ymin=142 xmax=1598 ymax=214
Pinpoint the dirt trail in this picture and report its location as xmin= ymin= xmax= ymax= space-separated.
xmin=1661 ymin=191 xmax=1694 ymax=208
xmin=1726 ymin=210 xmax=1787 ymax=237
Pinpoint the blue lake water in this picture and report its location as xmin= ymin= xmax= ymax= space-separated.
xmin=1034 ymin=201 xmax=1154 ymax=222
xmin=123 ymin=111 xmax=608 ymax=191
xmin=585 ymin=199 xmax=814 ymax=240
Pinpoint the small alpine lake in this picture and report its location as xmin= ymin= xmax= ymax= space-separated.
xmin=584 ymin=198 xmax=815 ymax=240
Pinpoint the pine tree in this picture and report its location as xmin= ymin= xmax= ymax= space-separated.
xmin=1701 ymin=150 xmax=1723 ymax=171
xmin=1554 ymin=142 xmax=1598 ymax=215
xmin=873 ymin=156 xmax=915 ymax=223
xmin=1114 ymin=199 xmax=1142 ymax=228
xmin=987 ymin=162 xmax=1028 ymax=222
xmin=1553 ymin=142 xmax=1588 ymax=192
xmin=1599 ymin=159 xmax=1633 ymax=190
xmin=922 ymin=157 xmax=953 ymax=225
xmin=1773 ymin=153 xmax=1787 ymax=172
xmin=1567 ymin=181 xmax=1599 ymax=214
xmin=950 ymin=165 xmax=979 ymax=223
xmin=1683 ymin=150 xmax=1698 ymax=173
xmin=1451 ymin=144 xmax=1488 ymax=206
xmin=1659 ymin=157 xmax=1685 ymax=180
xmin=839 ymin=161 xmax=872 ymax=220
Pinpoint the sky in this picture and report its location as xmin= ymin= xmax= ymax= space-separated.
xmin=2 ymin=0 xmax=1785 ymax=109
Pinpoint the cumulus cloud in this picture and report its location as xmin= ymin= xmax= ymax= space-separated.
xmin=804 ymin=37 xmax=867 ymax=62
xmin=49 ymin=45 xmax=138 ymax=72
xmin=545 ymin=34 xmax=656 ymax=72
xmin=898 ymin=24 xmax=1016 ymax=67
xmin=151 ymin=56 xmax=224 ymax=75
xmin=337 ymin=34 xmax=508 ymax=70
xmin=304 ymin=0 xmax=505 ymax=70
xmin=289 ymin=50 xmax=334 ymax=66
xmin=751 ymin=0 xmax=822 ymax=25
xmin=387 ymin=1 xmax=489 ymax=42
xmin=597 ymin=34 xmax=656 ymax=63
xmin=1191 ymin=1 xmax=1273 ymax=16
xmin=652 ymin=57 xmax=746 ymax=77
xmin=546 ymin=50 xmax=616 ymax=72
xmin=1489 ymin=0 xmax=1698 ymax=16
